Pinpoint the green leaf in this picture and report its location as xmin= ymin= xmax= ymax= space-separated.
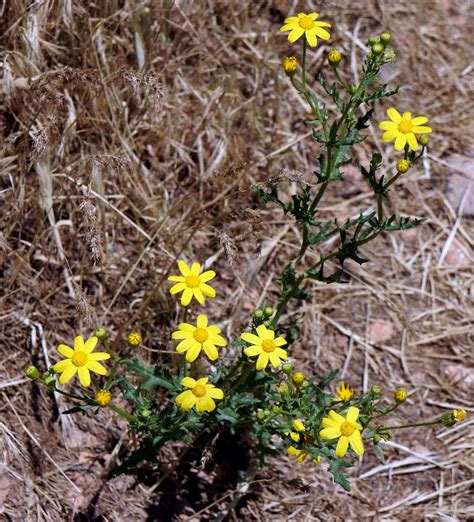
xmin=125 ymin=360 xmax=175 ymax=390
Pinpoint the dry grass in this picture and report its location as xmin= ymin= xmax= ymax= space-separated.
xmin=1 ymin=0 xmax=473 ymax=520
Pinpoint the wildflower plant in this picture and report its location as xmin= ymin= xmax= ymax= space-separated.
xmin=26 ymin=10 xmax=461 ymax=493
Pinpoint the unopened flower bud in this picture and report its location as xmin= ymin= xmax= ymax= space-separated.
xmin=441 ymin=411 xmax=456 ymax=427
xmin=277 ymin=383 xmax=289 ymax=395
xmin=380 ymin=32 xmax=392 ymax=46
xmin=373 ymin=434 xmax=382 ymax=444
xmin=292 ymin=372 xmax=304 ymax=386
xmin=94 ymin=327 xmax=108 ymax=342
xmin=127 ymin=332 xmax=142 ymax=348
xmin=381 ymin=432 xmax=392 ymax=441
xmin=140 ymin=408 xmax=152 ymax=418
xmin=283 ymin=56 xmax=297 ymax=77
xmin=368 ymin=36 xmax=378 ymax=46
xmin=263 ymin=320 xmax=272 ymax=327
xmin=25 ymin=365 xmax=40 ymax=380
xmin=419 ymin=135 xmax=430 ymax=147
xmin=253 ymin=309 xmax=264 ymax=321
xmin=263 ymin=306 xmax=274 ymax=318
xmin=256 ymin=411 xmax=266 ymax=421
xmin=394 ymin=389 xmax=407 ymax=403
xmin=301 ymin=380 xmax=310 ymax=389
xmin=262 ymin=409 xmax=271 ymax=418
xmin=370 ymin=384 xmax=381 ymax=396
xmin=44 ymin=374 xmax=56 ymax=389
xmin=95 ymin=389 xmax=112 ymax=407
xmin=272 ymin=405 xmax=283 ymax=414
xmin=282 ymin=363 xmax=293 ymax=375
xmin=328 ymin=50 xmax=342 ymax=67
xmin=372 ymin=43 xmax=384 ymax=55
xmin=396 ymin=160 xmax=410 ymax=173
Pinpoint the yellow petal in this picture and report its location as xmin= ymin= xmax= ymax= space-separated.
xmin=280 ymin=22 xmax=298 ymax=32
xmin=53 ymin=359 xmax=72 ymax=373
xmin=87 ymin=352 xmax=110 ymax=361
xmin=170 ymin=282 xmax=186 ymax=295
xmin=78 ymin=367 xmax=91 ymax=387
xmin=86 ymin=361 xmax=107 ymax=376
xmin=202 ymin=341 xmax=218 ymax=360
xmin=412 ymin=125 xmax=432 ymax=134
xmin=320 ymin=426 xmax=340 ymax=439
xmin=177 ymin=322 xmax=195 ymax=332
xmin=314 ymin=27 xmax=331 ymax=40
xmin=336 ymin=435 xmax=349 ymax=457
xmin=346 ymin=406 xmax=360 ymax=424
xmin=172 ymin=330 xmax=194 ymax=340
xmin=190 ymin=262 xmax=200 ymax=276
xmin=74 ymin=336 xmax=84 ymax=351
xmin=402 ymin=112 xmax=411 ymax=120
xmin=176 ymin=338 xmax=195 ymax=353
xmin=196 ymin=377 xmax=208 ymax=385
xmin=394 ymin=133 xmax=407 ymax=151
xmin=208 ymin=334 xmax=226 ymax=347
xmin=379 ymin=121 xmax=397 ymax=131
xmin=314 ymin=21 xmax=331 ymax=27
xmin=181 ymin=288 xmax=193 ymax=306
xmin=199 ymin=270 xmax=215 ymax=283
xmin=185 ymin=343 xmax=201 ymax=362
xmin=268 ymin=352 xmax=283 ymax=368
xmin=244 ymin=345 xmax=262 ymax=357
xmin=387 ymin=108 xmax=402 ymax=123
xmin=382 ymin=130 xmax=399 ymax=142
xmin=177 ymin=260 xmax=190 ymax=277
xmin=328 ymin=410 xmax=345 ymax=424
xmin=308 ymin=13 xmax=319 ymax=20
xmin=241 ymin=332 xmax=262 ymax=345
xmin=406 ymin=132 xmax=418 ymax=151
xmin=181 ymin=377 xmax=197 ymax=388
xmin=275 ymin=347 xmax=287 ymax=360
xmin=59 ymin=365 xmax=77 ymax=384
xmin=305 ymin=30 xmax=317 ymax=47
xmin=193 ymin=287 xmax=205 ymax=304
xmin=167 ymin=275 xmax=185 ymax=282
xmin=83 ymin=336 xmax=98 ymax=354
xmin=411 ymin=116 xmax=428 ymax=126
xmin=199 ymin=283 xmax=216 ymax=298
xmin=196 ymin=315 xmax=208 ymax=329
xmin=322 ymin=417 xmax=339 ymax=428
xmin=208 ymin=387 xmax=223 ymax=400
xmin=288 ymin=27 xmax=304 ymax=43
xmin=274 ymin=336 xmax=287 ymax=346
xmin=349 ymin=430 xmax=364 ymax=456
xmin=57 ymin=344 xmax=74 ymax=358
xmin=256 ymin=324 xmax=273 ymax=340
xmin=256 ymin=352 xmax=269 ymax=371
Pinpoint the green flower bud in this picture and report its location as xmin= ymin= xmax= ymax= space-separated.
xmin=370 ymin=384 xmax=381 ymax=396
xmin=139 ymin=408 xmax=152 ymax=418
xmin=256 ymin=411 xmax=266 ymax=421
xmin=94 ymin=327 xmax=108 ymax=342
xmin=282 ymin=363 xmax=294 ymax=375
xmin=44 ymin=374 xmax=56 ymax=389
xmin=263 ymin=320 xmax=272 ymax=327
xmin=272 ymin=405 xmax=283 ymax=414
xmin=372 ymin=43 xmax=384 ymax=55
xmin=396 ymin=160 xmax=410 ymax=174
xmin=419 ymin=135 xmax=430 ymax=147
xmin=368 ymin=36 xmax=378 ymax=46
xmin=277 ymin=383 xmax=289 ymax=396
xmin=301 ymin=380 xmax=310 ymax=389
xmin=253 ymin=309 xmax=264 ymax=320
xmin=328 ymin=50 xmax=342 ymax=67
xmin=373 ymin=434 xmax=382 ymax=444
xmin=380 ymin=32 xmax=391 ymax=46
xmin=262 ymin=409 xmax=271 ymax=418
xmin=263 ymin=306 xmax=274 ymax=318
xmin=25 ymin=365 xmax=40 ymax=380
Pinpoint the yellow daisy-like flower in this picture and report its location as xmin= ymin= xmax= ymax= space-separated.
xmin=334 ymin=381 xmax=354 ymax=402
xmin=453 ymin=409 xmax=467 ymax=423
xmin=171 ymin=314 xmax=226 ymax=362
xmin=286 ymin=431 xmax=321 ymax=463
xmin=379 ymin=108 xmax=432 ymax=152
xmin=52 ymin=336 xmax=111 ymax=387
xmin=320 ymin=407 xmax=364 ymax=458
xmin=95 ymin=389 xmax=112 ymax=406
xmin=168 ymin=260 xmax=216 ymax=307
xmin=175 ymin=377 xmax=224 ymax=413
xmin=279 ymin=12 xmax=331 ymax=48
xmin=240 ymin=324 xmax=287 ymax=371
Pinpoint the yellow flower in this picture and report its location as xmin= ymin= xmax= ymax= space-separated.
xmin=320 ymin=407 xmax=364 ymax=458
xmin=279 ymin=12 xmax=331 ymax=47
xmin=292 ymin=419 xmax=305 ymax=432
xmin=127 ymin=332 xmax=142 ymax=347
xmin=396 ymin=159 xmax=410 ymax=173
xmin=172 ymin=314 xmax=226 ymax=362
xmin=453 ymin=409 xmax=467 ymax=422
xmin=175 ymin=377 xmax=224 ymax=413
xmin=168 ymin=260 xmax=216 ymax=307
xmin=328 ymin=49 xmax=342 ymax=67
xmin=379 ymin=108 xmax=432 ymax=152
xmin=95 ymin=389 xmax=112 ymax=406
xmin=52 ymin=335 xmax=110 ymax=387
xmin=286 ymin=431 xmax=321 ymax=463
xmin=394 ymin=389 xmax=407 ymax=403
xmin=334 ymin=382 xmax=354 ymax=402
xmin=240 ymin=325 xmax=287 ymax=371
xmin=292 ymin=372 xmax=304 ymax=385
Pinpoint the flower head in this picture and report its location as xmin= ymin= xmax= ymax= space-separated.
xmin=127 ymin=332 xmax=142 ymax=347
xmin=286 ymin=431 xmax=321 ymax=463
xmin=292 ymin=372 xmax=304 ymax=385
xmin=379 ymin=108 xmax=432 ymax=152
xmin=328 ymin=50 xmax=342 ymax=67
xmin=292 ymin=419 xmax=305 ymax=432
xmin=453 ymin=409 xmax=467 ymax=423
xmin=279 ymin=12 xmax=331 ymax=48
xmin=95 ymin=389 xmax=112 ymax=406
xmin=283 ymin=56 xmax=297 ymax=76
xmin=168 ymin=260 xmax=216 ymax=307
xmin=25 ymin=365 xmax=40 ymax=380
xmin=334 ymin=381 xmax=354 ymax=402
xmin=175 ymin=377 xmax=223 ymax=413
xmin=320 ymin=407 xmax=364 ymax=458
xmin=52 ymin=335 xmax=110 ymax=387
xmin=240 ymin=324 xmax=287 ymax=371
xmin=172 ymin=314 xmax=226 ymax=362
xmin=394 ymin=389 xmax=407 ymax=403
xmin=396 ymin=159 xmax=410 ymax=173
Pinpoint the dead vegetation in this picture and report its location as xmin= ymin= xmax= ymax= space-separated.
xmin=1 ymin=0 xmax=473 ymax=520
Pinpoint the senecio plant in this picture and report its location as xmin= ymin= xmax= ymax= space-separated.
xmin=27 ymin=11 xmax=466 ymax=491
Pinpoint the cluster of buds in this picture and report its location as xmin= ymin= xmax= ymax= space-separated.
xmin=253 ymin=306 xmax=274 ymax=327
xmin=367 ymin=32 xmax=395 ymax=63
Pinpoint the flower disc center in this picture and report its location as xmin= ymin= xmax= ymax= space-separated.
xmin=398 ymin=120 xmax=412 ymax=134
xmin=185 ymin=275 xmax=200 ymax=288
xmin=192 ymin=384 xmax=206 ymax=397
xmin=193 ymin=328 xmax=209 ymax=343
xmin=261 ymin=339 xmax=276 ymax=353
xmin=298 ymin=15 xmax=315 ymax=30
xmin=71 ymin=352 xmax=88 ymax=367
xmin=340 ymin=421 xmax=356 ymax=436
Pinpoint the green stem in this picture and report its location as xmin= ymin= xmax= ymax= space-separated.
xmin=108 ymin=402 xmax=138 ymax=423
xmin=377 ymin=193 xmax=383 ymax=223
xmin=302 ymin=39 xmax=307 ymax=92
xmin=383 ymin=170 xmax=404 ymax=191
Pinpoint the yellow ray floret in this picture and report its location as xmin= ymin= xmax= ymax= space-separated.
xmin=379 ymin=108 xmax=432 ymax=152
xmin=52 ymin=335 xmax=110 ymax=387
xmin=279 ymin=12 xmax=331 ymax=47
xmin=240 ymin=324 xmax=287 ymax=371
xmin=175 ymin=377 xmax=224 ymax=413
xmin=320 ymin=407 xmax=364 ymax=458
xmin=171 ymin=314 xmax=227 ymax=362
xmin=168 ymin=260 xmax=216 ymax=307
